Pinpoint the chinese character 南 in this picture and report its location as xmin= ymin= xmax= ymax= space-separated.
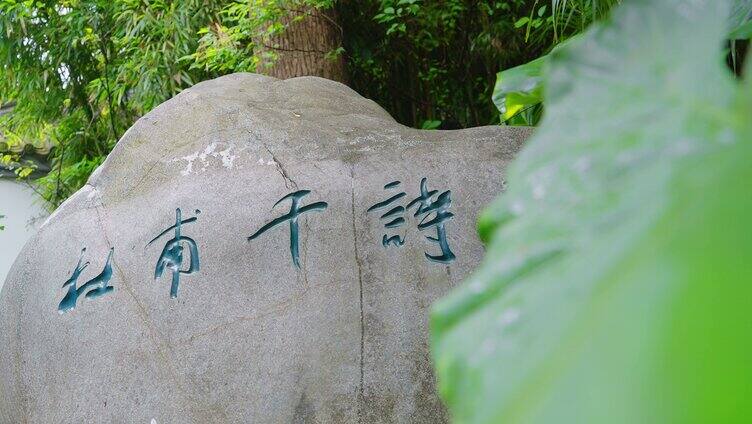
xmin=369 ymin=178 xmax=456 ymax=264
xmin=147 ymin=208 xmax=200 ymax=298
xmin=367 ymin=181 xmax=407 ymax=247
xmin=248 ymin=190 xmax=328 ymax=268
xmin=58 ymin=247 xmax=115 ymax=313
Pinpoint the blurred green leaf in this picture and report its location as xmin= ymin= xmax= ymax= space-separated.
xmin=514 ymin=17 xmax=530 ymax=28
xmin=492 ymin=39 xmax=574 ymax=126
xmin=421 ymin=119 xmax=442 ymax=130
xmin=729 ymin=20 xmax=752 ymax=39
xmin=728 ymin=0 xmax=752 ymax=38
xmin=432 ymin=0 xmax=752 ymax=423
xmin=498 ymin=1 xmax=751 ymax=126
xmin=492 ymin=55 xmax=544 ymax=124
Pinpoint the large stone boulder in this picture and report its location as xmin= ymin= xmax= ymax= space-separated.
xmin=0 ymin=74 xmax=530 ymax=423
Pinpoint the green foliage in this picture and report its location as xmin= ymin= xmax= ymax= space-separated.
xmin=0 ymin=0 xmax=221 ymax=208
xmin=373 ymin=0 xmax=421 ymax=35
xmin=114 ymin=0 xmax=222 ymax=111
xmin=514 ymin=0 xmax=619 ymax=44
xmin=729 ymin=0 xmax=752 ymax=38
xmin=187 ymin=0 xmax=335 ymax=73
xmin=421 ymin=119 xmax=442 ymax=130
xmin=492 ymin=53 xmax=544 ymax=125
xmin=190 ymin=0 xmax=582 ymax=129
xmin=1 ymin=0 xmax=617 ymax=210
xmin=497 ymin=0 xmax=752 ymax=125
xmin=431 ymin=0 xmax=752 ymax=422
xmin=492 ymin=37 xmax=578 ymax=125
xmin=342 ymin=0 xmax=615 ymax=129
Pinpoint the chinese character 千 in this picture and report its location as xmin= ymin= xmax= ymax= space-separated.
xmin=58 ymin=247 xmax=115 ymax=313
xmin=367 ymin=181 xmax=407 ymax=247
xmin=147 ymin=208 xmax=200 ymax=298
xmin=248 ymin=190 xmax=328 ymax=268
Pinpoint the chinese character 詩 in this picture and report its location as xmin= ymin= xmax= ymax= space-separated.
xmin=369 ymin=178 xmax=456 ymax=264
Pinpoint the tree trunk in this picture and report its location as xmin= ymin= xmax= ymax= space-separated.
xmin=256 ymin=5 xmax=347 ymax=84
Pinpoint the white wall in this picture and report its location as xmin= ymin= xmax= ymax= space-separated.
xmin=0 ymin=180 xmax=47 ymax=288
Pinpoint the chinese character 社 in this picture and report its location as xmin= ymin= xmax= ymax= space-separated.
xmin=58 ymin=247 xmax=115 ymax=313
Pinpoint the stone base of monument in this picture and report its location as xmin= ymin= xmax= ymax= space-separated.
xmin=0 ymin=73 xmax=530 ymax=423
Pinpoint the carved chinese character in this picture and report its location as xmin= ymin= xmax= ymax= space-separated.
xmin=58 ymin=247 xmax=114 ymax=313
xmin=407 ymin=178 xmax=456 ymax=264
xmin=367 ymin=181 xmax=407 ymax=247
xmin=147 ymin=208 xmax=200 ymax=298
xmin=248 ymin=190 xmax=328 ymax=268
xmin=368 ymin=178 xmax=456 ymax=264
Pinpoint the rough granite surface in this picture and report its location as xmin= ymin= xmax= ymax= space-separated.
xmin=0 ymin=73 xmax=531 ymax=423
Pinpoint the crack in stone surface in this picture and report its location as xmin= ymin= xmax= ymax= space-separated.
xmin=90 ymin=188 xmax=227 ymax=422
xmin=301 ymin=219 xmax=311 ymax=291
xmin=125 ymin=152 xmax=169 ymax=197
xmin=349 ymin=167 xmax=366 ymax=422
xmin=173 ymin=272 xmax=344 ymax=347
xmin=264 ymin=145 xmax=298 ymax=190
xmin=91 ymin=198 xmax=182 ymax=385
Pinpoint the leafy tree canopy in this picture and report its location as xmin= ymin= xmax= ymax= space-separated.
xmin=0 ymin=0 xmax=616 ymax=209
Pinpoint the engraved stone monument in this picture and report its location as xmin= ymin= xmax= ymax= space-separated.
xmin=0 ymin=74 xmax=530 ymax=423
